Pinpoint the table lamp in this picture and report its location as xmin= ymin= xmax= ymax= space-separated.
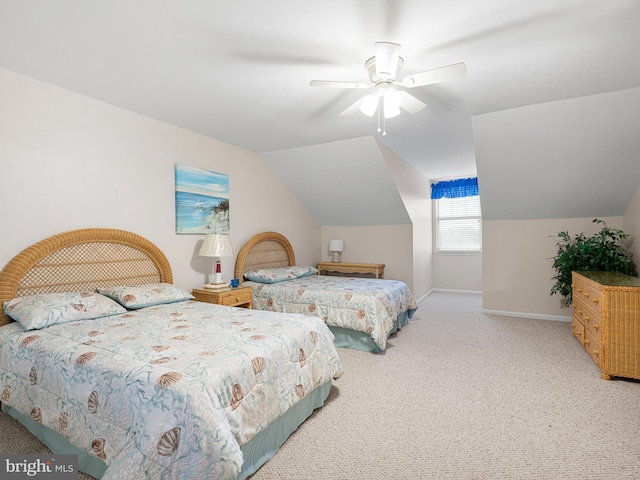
xmin=329 ymin=239 xmax=344 ymax=263
xmin=199 ymin=234 xmax=234 ymax=289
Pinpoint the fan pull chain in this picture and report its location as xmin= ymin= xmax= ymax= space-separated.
xmin=377 ymin=98 xmax=382 ymax=133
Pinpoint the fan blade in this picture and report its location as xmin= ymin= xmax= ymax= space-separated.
xmin=339 ymin=96 xmax=367 ymax=116
xmin=309 ymin=80 xmax=370 ymax=89
xmin=375 ymin=42 xmax=401 ymax=79
xmin=401 ymin=62 xmax=467 ymax=88
xmin=398 ymin=91 xmax=427 ymax=114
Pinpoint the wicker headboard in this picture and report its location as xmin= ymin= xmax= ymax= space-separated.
xmin=234 ymin=232 xmax=295 ymax=282
xmin=0 ymin=228 xmax=173 ymax=326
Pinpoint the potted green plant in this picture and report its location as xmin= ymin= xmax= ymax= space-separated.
xmin=550 ymin=219 xmax=638 ymax=307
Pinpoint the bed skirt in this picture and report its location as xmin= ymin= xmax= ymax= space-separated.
xmin=329 ymin=308 xmax=416 ymax=353
xmin=2 ymin=380 xmax=333 ymax=479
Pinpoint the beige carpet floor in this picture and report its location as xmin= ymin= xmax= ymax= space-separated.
xmin=2 ymin=292 xmax=639 ymax=479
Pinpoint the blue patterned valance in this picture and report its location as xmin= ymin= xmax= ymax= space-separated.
xmin=431 ymin=177 xmax=479 ymax=199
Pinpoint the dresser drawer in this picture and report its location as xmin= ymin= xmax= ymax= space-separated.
xmin=576 ymin=282 xmax=602 ymax=314
xmin=222 ymin=289 xmax=252 ymax=306
xmin=572 ymin=280 xmax=588 ymax=311
xmin=571 ymin=314 xmax=585 ymax=346
xmin=572 ymin=299 xmax=587 ymax=320
xmin=582 ymin=308 xmax=603 ymax=342
xmin=584 ymin=329 xmax=604 ymax=369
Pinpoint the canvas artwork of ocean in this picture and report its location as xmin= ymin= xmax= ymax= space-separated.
xmin=175 ymin=165 xmax=230 ymax=234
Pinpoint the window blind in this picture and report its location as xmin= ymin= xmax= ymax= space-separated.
xmin=433 ymin=178 xmax=482 ymax=252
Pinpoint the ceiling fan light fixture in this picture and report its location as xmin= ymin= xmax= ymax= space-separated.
xmin=310 ymin=42 xmax=466 ymax=131
xmin=359 ymin=94 xmax=378 ymax=117
xmin=383 ymin=89 xmax=401 ymax=118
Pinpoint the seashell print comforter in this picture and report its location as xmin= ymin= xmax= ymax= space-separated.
xmin=0 ymin=301 xmax=343 ymax=479
xmin=246 ymin=276 xmax=418 ymax=350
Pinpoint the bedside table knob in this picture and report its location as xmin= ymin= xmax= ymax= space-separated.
xmin=592 ymin=298 xmax=599 ymax=304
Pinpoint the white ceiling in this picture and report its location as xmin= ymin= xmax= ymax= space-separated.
xmin=1 ymin=0 xmax=639 ymax=223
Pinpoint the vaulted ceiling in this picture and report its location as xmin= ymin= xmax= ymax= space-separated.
xmin=1 ymin=1 xmax=639 ymax=224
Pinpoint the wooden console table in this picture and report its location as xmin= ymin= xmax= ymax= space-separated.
xmin=317 ymin=262 xmax=385 ymax=279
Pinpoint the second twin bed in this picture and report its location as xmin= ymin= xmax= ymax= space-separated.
xmin=235 ymin=232 xmax=418 ymax=353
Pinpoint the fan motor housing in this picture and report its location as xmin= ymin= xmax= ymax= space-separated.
xmin=365 ymin=56 xmax=404 ymax=83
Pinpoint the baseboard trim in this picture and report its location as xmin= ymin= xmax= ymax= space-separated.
xmin=481 ymin=308 xmax=571 ymax=323
xmin=416 ymin=293 xmax=430 ymax=304
xmin=431 ymin=288 xmax=482 ymax=295
xmin=417 ymin=288 xmax=481 ymax=305
xmin=419 ymin=290 xmax=572 ymax=322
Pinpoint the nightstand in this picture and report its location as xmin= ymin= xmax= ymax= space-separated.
xmin=192 ymin=286 xmax=252 ymax=309
xmin=316 ymin=262 xmax=385 ymax=279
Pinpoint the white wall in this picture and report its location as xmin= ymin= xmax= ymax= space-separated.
xmin=320 ymin=225 xmax=413 ymax=289
xmin=377 ymin=140 xmax=481 ymax=296
xmin=11 ymin=66 xmax=636 ymax=318
xmin=623 ymin=186 xmax=640 ymax=264
xmin=410 ymin=218 xmax=432 ymax=300
xmin=482 ymin=216 xmax=623 ymax=319
xmin=0 ymin=68 xmax=320 ymax=290
xmin=433 ymin=254 xmax=482 ymax=292
xmin=473 ymin=87 xmax=640 ymax=319
xmin=377 ymin=140 xmax=433 ymax=299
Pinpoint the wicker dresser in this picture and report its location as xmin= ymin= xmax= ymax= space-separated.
xmin=571 ymin=271 xmax=640 ymax=380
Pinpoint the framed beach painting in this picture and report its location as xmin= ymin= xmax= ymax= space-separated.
xmin=174 ymin=164 xmax=230 ymax=234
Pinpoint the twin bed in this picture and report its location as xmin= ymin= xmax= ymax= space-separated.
xmin=235 ymin=232 xmax=417 ymax=353
xmin=0 ymin=229 xmax=342 ymax=479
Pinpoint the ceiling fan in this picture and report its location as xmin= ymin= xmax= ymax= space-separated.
xmin=309 ymin=42 xmax=466 ymax=134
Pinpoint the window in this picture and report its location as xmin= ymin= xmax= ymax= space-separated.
xmin=432 ymin=178 xmax=482 ymax=253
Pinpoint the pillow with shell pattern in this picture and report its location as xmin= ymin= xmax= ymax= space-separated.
xmin=98 ymin=282 xmax=194 ymax=309
xmin=3 ymin=291 xmax=127 ymax=330
xmin=244 ymin=266 xmax=318 ymax=284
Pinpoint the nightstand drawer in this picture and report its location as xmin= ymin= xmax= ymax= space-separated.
xmin=192 ymin=286 xmax=252 ymax=309
xmin=221 ymin=289 xmax=252 ymax=306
